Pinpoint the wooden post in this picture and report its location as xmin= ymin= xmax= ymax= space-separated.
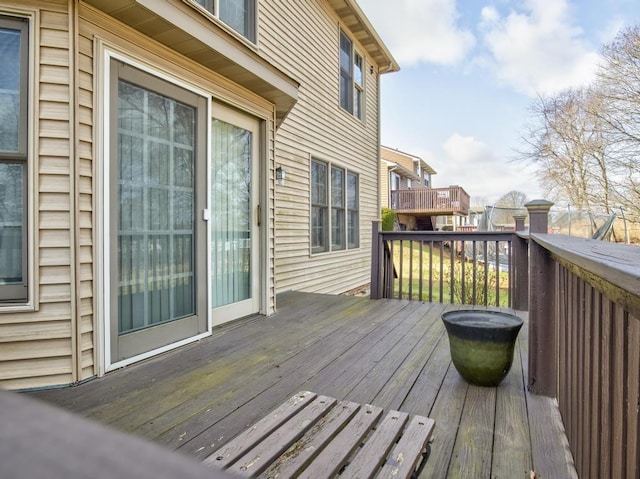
xmin=526 ymin=200 xmax=556 ymax=397
xmin=512 ymin=214 xmax=528 ymax=311
xmin=370 ymin=221 xmax=382 ymax=299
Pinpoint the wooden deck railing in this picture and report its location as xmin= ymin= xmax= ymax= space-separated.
xmin=528 ymin=232 xmax=640 ymax=479
xmin=370 ymin=225 xmax=525 ymax=308
xmin=373 ymin=199 xmax=640 ymax=477
xmin=390 ymin=186 xmax=470 ymax=215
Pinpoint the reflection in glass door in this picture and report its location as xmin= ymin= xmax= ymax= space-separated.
xmin=110 ymin=60 xmax=207 ymax=364
xmin=211 ymin=106 xmax=260 ymax=321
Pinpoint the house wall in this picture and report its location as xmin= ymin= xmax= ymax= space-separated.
xmin=1 ymin=0 xmax=280 ymax=390
xmin=380 ymin=164 xmax=389 ymax=209
xmin=1 ymin=0 xmax=389 ymax=389
xmin=261 ymin=0 xmax=381 ymax=294
xmin=0 ymin=0 xmax=84 ymax=390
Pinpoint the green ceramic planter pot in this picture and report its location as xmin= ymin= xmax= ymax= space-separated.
xmin=442 ymin=310 xmax=524 ymax=387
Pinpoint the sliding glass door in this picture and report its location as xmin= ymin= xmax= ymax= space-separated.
xmin=109 ymin=60 xmax=207 ymax=363
xmin=210 ymin=104 xmax=260 ymax=322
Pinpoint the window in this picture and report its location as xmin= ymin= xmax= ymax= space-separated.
xmin=339 ymin=30 xmax=364 ymax=119
xmin=347 ymin=172 xmax=359 ymax=249
xmin=311 ymin=159 xmax=359 ymax=253
xmin=311 ymin=160 xmax=328 ymax=253
xmin=331 ymin=167 xmax=344 ymax=250
xmin=0 ymin=15 xmax=29 ymax=303
xmin=194 ymin=0 xmax=256 ymax=42
xmin=390 ymin=172 xmax=400 ymax=191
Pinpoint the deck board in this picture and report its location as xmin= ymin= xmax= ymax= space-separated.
xmin=30 ymin=291 xmax=576 ymax=478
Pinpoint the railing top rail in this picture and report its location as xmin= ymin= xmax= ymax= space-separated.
xmin=379 ymin=231 xmax=515 ymax=242
xmin=532 ymin=233 xmax=640 ymax=316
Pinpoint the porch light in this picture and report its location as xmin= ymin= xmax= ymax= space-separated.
xmin=276 ymin=165 xmax=286 ymax=185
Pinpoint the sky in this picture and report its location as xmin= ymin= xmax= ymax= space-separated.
xmin=357 ymin=0 xmax=640 ymax=205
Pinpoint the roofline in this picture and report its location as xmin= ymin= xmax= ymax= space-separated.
xmin=329 ymin=0 xmax=400 ymax=73
xmin=381 ymin=145 xmax=438 ymax=175
xmin=383 ymin=161 xmax=420 ymax=181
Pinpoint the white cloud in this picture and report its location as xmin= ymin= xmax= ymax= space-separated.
xmin=479 ymin=0 xmax=600 ymax=95
xmin=358 ymin=0 xmax=475 ymax=66
xmin=428 ymin=134 xmax=541 ymax=202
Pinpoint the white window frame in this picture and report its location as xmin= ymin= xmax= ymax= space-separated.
xmin=190 ymin=0 xmax=257 ymax=43
xmin=311 ymin=158 xmax=359 ymax=254
xmin=339 ymin=29 xmax=365 ymax=120
xmin=0 ymin=9 xmax=36 ymax=311
xmin=96 ymin=44 xmax=214 ymax=373
xmin=390 ymin=172 xmax=400 ymax=191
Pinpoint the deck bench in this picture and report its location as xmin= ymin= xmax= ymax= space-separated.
xmin=204 ymin=391 xmax=435 ymax=479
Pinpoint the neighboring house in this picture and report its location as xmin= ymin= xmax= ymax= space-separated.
xmin=380 ymin=146 xmax=470 ymax=231
xmin=0 ymin=0 xmax=398 ymax=390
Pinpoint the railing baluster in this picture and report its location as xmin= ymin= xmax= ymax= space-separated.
xmin=390 ymin=240 xmax=395 ymax=299
xmin=408 ymin=240 xmax=414 ymax=300
xmin=483 ymin=241 xmax=489 ymax=306
xmin=495 ymin=241 xmax=500 ymax=307
xmin=507 ymin=240 xmax=513 ymax=308
xmin=398 ymin=240 xmax=403 ymax=300
xmin=449 ymin=239 xmax=455 ymax=303
xmin=461 ymin=240 xmax=466 ymax=304
xmin=428 ymin=241 xmax=433 ymax=303
xmin=419 ymin=240 xmax=424 ymax=301
xmin=439 ymin=241 xmax=444 ymax=303
xmin=472 ymin=241 xmax=477 ymax=305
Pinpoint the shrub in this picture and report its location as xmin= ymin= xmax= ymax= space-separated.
xmin=381 ymin=207 xmax=395 ymax=231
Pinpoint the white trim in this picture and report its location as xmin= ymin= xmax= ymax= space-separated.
xmin=309 ymin=156 xmax=361 ymax=256
xmin=0 ymin=8 xmax=38 ymax=312
xmin=97 ymin=42 xmax=213 ymax=372
xmin=107 ymin=331 xmax=211 ymax=372
xmin=210 ymin=102 xmax=263 ymax=325
xmin=183 ymin=0 xmax=258 ymax=49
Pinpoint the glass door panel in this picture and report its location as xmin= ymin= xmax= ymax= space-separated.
xmin=211 ymin=106 xmax=260 ymax=321
xmin=117 ymin=80 xmax=196 ymax=332
xmin=110 ymin=60 xmax=207 ymax=364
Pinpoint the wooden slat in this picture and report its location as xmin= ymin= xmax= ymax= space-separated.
xmin=225 ymin=395 xmax=336 ymax=477
xmin=342 ymin=410 xmax=408 ymax=478
xmin=447 ymin=385 xmax=495 ymax=478
xmin=589 ymin=291 xmax=602 ymax=479
xmin=611 ymin=306 xmax=626 ymax=479
xmin=205 ymin=392 xmax=316 ymax=469
xmin=296 ymin=404 xmax=383 ymax=479
xmin=491 ymin=338 xmax=533 ymax=477
xmin=627 ymin=316 xmax=640 ymax=479
xmin=376 ymin=415 xmax=434 ymax=479
xmin=261 ymin=400 xmax=361 ymax=479
xmin=600 ymin=298 xmax=613 ymax=478
xmin=582 ymin=282 xmax=593 ymax=479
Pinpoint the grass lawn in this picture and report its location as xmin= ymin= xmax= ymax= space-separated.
xmin=390 ymin=240 xmax=511 ymax=307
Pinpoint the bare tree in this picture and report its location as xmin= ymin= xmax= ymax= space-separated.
xmin=520 ymin=87 xmax=615 ymax=216
xmin=519 ymin=26 xmax=640 ymax=228
xmin=495 ymin=190 xmax=529 ymax=208
xmin=594 ymin=26 xmax=640 ymax=217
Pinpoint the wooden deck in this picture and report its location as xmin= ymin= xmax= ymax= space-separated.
xmin=30 ymin=292 xmax=576 ymax=478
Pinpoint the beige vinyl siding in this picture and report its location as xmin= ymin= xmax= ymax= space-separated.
xmin=0 ymin=1 xmax=78 ymax=390
xmin=76 ymin=16 xmax=95 ymax=381
xmin=78 ymin=2 xmax=278 ymax=314
xmin=380 ymin=162 xmax=389 ymax=209
xmin=260 ymin=0 xmax=380 ymax=294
